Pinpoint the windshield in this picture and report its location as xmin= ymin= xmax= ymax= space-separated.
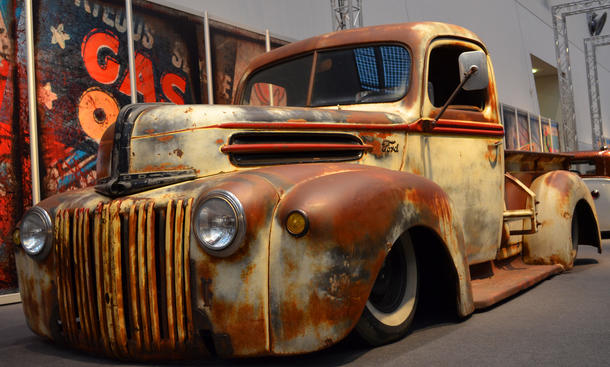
xmin=242 ymin=44 xmax=411 ymax=107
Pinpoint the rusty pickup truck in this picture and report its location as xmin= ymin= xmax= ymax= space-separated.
xmin=14 ymin=22 xmax=601 ymax=360
xmin=568 ymin=148 xmax=610 ymax=238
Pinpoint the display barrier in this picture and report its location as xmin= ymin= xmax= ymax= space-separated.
xmin=0 ymin=0 xmax=288 ymax=295
xmin=501 ymin=103 xmax=564 ymax=152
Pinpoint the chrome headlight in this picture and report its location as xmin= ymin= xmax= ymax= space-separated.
xmin=193 ymin=190 xmax=246 ymax=257
xmin=19 ymin=206 xmax=53 ymax=258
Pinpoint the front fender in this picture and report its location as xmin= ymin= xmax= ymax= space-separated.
xmin=267 ymin=165 xmax=472 ymax=354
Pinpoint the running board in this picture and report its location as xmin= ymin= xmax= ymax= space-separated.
xmin=471 ymin=256 xmax=564 ymax=309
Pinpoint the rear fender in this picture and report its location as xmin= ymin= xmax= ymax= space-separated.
xmin=524 ymin=171 xmax=601 ymax=269
xmin=267 ymin=166 xmax=472 ymax=354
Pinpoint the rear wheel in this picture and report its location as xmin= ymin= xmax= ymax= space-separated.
xmin=355 ymin=235 xmax=418 ymax=345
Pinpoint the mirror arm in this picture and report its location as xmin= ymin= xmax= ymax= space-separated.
xmin=431 ymin=65 xmax=479 ymax=127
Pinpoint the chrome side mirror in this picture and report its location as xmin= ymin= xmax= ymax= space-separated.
xmin=458 ymin=50 xmax=489 ymax=91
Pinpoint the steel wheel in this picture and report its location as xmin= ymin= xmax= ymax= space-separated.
xmin=355 ymin=234 xmax=418 ymax=345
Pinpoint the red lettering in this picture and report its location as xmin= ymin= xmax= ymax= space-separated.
xmin=161 ymin=72 xmax=186 ymax=104
xmin=0 ymin=58 xmax=9 ymax=108
xmin=119 ymin=52 xmax=156 ymax=102
xmin=81 ymin=29 xmax=120 ymax=84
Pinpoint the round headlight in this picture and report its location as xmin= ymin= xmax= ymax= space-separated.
xmin=19 ymin=206 xmax=53 ymax=258
xmin=194 ymin=191 xmax=246 ymax=256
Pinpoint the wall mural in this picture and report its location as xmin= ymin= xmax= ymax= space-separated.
xmin=0 ymin=0 xmax=17 ymax=293
xmin=0 ymin=1 xmax=288 ymax=294
xmin=22 ymin=0 xmax=202 ymax=200
xmin=206 ymin=19 xmax=287 ymax=104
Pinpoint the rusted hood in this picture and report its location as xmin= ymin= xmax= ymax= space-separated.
xmin=95 ymin=103 xmax=405 ymax=197
xmin=133 ymin=104 xmax=405 ymax=134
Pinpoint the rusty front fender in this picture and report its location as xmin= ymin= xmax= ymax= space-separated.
xmin=267 ymin=165 xmax=472 ymax=355
xmin=524 ymin=171 xmax=601 ymax=269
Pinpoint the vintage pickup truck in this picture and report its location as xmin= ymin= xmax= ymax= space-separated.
xmin=568 ymin=148 xmax=610 ymax=238
xmin=14 ymin=22 xmax=601 ymax=360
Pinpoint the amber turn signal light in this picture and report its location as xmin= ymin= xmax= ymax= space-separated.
xmin=286 ymin=210 xmax=309 ymax=237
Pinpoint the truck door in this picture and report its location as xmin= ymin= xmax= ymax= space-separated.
xmin=406 ymin=39 xmax=504 ymax=264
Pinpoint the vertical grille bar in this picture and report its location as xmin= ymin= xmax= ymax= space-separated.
xmin=82 ymin=209 xmax=99 ymax=344
xmin=109 ymin=202 xmax=128 ymax=355
xmin=93 ymin=205 xmax=111 ymax=352
xmin=183 ymin=198 xmax=194 ymax=341
xmin=55 ymin=211 xmax=69 ymax=342
xmin=73 ymin=209 xmax=90 ymax=344
xmin=136 ymin=202 xmax=152 ymax=351
xmin=174 ymin=199 xmax=185 ymax=346
xmin=146 ymin=202 xmax=161 ymax=350
xmin=165 ymin=200 xmax=176 ymax=348
xmin=127 ymin=205 xmax=142 ymax=350
xmin=62 ymin=210 xmax=78 ymax=343
xmin=101 ymin=204 xmax=119 ymax=356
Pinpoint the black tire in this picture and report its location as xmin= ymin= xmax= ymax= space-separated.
xmin=355 ymin=234 xmax=418 ymax=346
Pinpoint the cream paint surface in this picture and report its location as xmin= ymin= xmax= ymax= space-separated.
xmin=404 ymin=133 xmax=505 ymax=264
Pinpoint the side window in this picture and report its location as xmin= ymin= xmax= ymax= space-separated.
xmin=427 ymin=45 xmax=487 ymax=109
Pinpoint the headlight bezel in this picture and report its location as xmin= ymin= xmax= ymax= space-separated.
xmin=19 ymin=206 xmax=53 ymax=259
xmin=193 ymin=190 xmax=247 ymax=257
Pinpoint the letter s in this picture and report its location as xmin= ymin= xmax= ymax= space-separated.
xmin=81 ymin=28 xmax=120 ymax=84
xmin=161 ymin=72 xmax=186 ymax=104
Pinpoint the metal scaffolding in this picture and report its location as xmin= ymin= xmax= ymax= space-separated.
xmin=585 ymin=34 xmax=610 ymax=149
xmin=552 ymin=0 xmax=610 ymax=151
xmin=330 ymin=0 xmax=363 ymax=31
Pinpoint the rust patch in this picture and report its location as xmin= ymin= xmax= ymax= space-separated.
xmin=240 ymin=263 xmax=256 ymax=282
xmin=526 ymin=254 xmax=570 ymax=269
xmin=173 ymin=149 xmax=184 ymax=158
xmin=134 ymin=163 xmax=193 ymax=173
xmin=185 ymin=107 xmax=193 ymax=113
xmin=210 ymin=299 xmax=267 ymax=355
xmin=543 ymin=171 xmax=573 ymax=208
xmin=216 ymin=138 xmax=224 ymax=144
xmin=485 ymin=144 xmax=498 ymax=162
xmin=277 ymin=299 xmax=307 ymax=341
xmin=359 ymin=132 xmax=393 ymax=158
xmin=144 ymin=128 xmax=156 ymax=134
xmin=157 ymin=135 xmax=174 ymax=142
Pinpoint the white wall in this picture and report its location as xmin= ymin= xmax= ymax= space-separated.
xmin=535 ymin=74 xmax=562 ymax=122
xmin=150 ymin=0 xmax=610 ymax=149
xmin=148 ymin=0 xmax=331 ymax=40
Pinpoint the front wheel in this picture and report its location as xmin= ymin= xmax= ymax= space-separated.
xmin=355 ymin=234 xmax=418 ymax=346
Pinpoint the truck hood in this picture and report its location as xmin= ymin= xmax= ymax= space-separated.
xmin=95 ymin=103 xmax=406 ymax=197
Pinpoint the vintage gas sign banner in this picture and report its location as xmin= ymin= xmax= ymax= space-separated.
xmin=24 ymin=0 xmax=202 ymax=198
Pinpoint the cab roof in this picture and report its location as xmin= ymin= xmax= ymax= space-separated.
xmin=240 ymin=21 xmax=485 ymax=80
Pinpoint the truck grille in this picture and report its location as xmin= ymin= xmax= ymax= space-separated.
xmin=222 ymin=132 xmax=371 ymax=166
xmin=54 ymin=198 xmax=195 ymax=358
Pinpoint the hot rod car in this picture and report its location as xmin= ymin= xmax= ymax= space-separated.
xmin=14 ymin=22 xmax=601 ymax=360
